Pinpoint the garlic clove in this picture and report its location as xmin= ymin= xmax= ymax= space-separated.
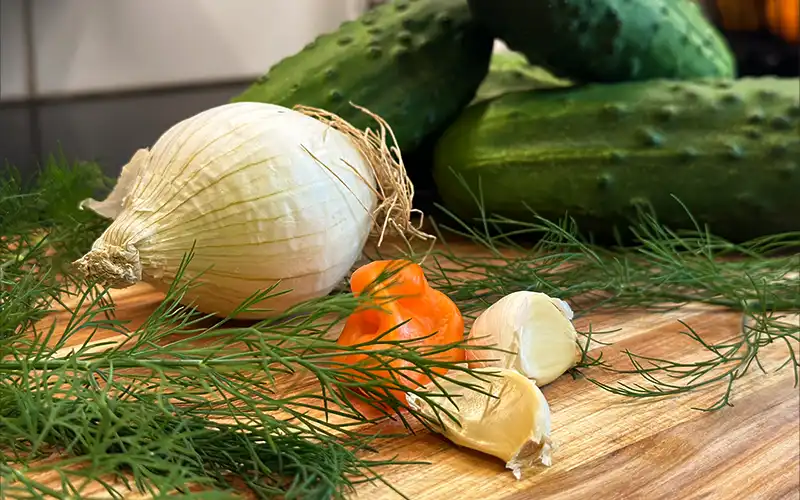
xmin=406 ymin=367 xmax=553 ymax=479
xmin=466 ymin=291 xmax=580 ymax=386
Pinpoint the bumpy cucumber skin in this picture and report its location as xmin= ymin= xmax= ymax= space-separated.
xmin=433 ymin=78 xmax=800 ymax=242
xmin=232 ymin=0 xmax=494 ymax=154
xmin=467 ymin=0 xmax=737 ymax=83
xmin=471 ymin=51 xmax=572 ymax=105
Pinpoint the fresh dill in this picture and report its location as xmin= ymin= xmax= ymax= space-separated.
xmin=395 ymin=174 xmax=799 ymax=412
xmin=0 ymin=157 xmax=494 ymax=499
xmin=2 ymin=156 xmax=798 ymax=499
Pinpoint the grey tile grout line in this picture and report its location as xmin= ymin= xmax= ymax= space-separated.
xmin=20 ymin=0 xmax=43 ymax=166
xmin=21 ymin=0 xmax=37 ymax=97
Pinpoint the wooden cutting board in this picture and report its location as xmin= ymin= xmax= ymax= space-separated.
xmin=13 ymin=243 xmax=800 ymax=500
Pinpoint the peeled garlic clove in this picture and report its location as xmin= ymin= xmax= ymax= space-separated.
xmin=466 ymin=291 xmax=580 ymax=386
xmin=406 ymin=367 xmax=553 ymax=479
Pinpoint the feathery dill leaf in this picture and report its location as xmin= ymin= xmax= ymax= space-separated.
xmin=3 ymin=156 xmax=799 ymax=499
xmin=1 ymin=154 xmax=113 ymax=340
xmin=1 ymin=158 xmax=495 ymax=499
xmin=394 ymin=176 xmax=798 ymax=412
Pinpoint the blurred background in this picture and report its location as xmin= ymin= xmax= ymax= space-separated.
xmin=0 ymin=0 xmax=372 ymax=180
xmin=1 ymin=0 xmax=798 ymax=181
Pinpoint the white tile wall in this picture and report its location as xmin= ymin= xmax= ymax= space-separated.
xmin=28 ymin=0 xmax=364 ymax=99
xmin=1 ymin=0 xmax=30 ymax=101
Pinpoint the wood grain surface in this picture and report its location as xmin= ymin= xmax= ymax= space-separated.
xmin=10 ymin=243 xmax=800 ymax=500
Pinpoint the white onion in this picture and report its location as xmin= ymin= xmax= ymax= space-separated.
xmin=74 ymin=101 xmax=423 ymax=319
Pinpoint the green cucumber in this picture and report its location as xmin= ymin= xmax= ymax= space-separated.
xmin=472 ymin=50 xmax=572 ymax=105
xmin=232 ymin=0 xmax=494 ymax=155
xmin=433 ymin=77 xmax=800 ymax=242
xmin=403 ymin=49 xmax=573 ymax=202
xmin=466 ymin=0 xmax=737 ymax=83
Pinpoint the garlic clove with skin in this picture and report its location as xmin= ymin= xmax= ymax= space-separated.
xmin=406 ymin=367 xmax=553 ymax=479
xmin=466 ymin=291 xmax=580 ymax=386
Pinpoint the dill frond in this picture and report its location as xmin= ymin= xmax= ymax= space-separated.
xmin=395 ymin=176 xmax=799 ymax=412
xmin=2 ymin=156 xmax=798 ymax=499
xmin=0 ymin=156 xmax=496 ymax=499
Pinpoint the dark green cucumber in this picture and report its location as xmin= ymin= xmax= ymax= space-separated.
xmin=433 ymin=77 xmax=800 ymax=242
xmin=467 ymin=0 xmax=737 ymax=83
xmin=404 ymin=49 xmax=573 ymax=203
xmin=232 ymin=0 xmax=494 ymax=155
xmin=472 ymin=50 xmax=572 ymax=105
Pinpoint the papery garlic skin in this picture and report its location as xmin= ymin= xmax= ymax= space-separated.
xmin=75 ymin=102 xmax=378 ymax=319
xmin=466 ymin=291 xmax=580 ymax=386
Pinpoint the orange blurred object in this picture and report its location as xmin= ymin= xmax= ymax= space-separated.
xmin=708 ymin=0 xmax=799 ymax=43
xmin=335 ymin=259 xmax=465 ymax=416
xmin=765 ymin=0 xmax=799 ymax=43
xmin=714 ymin=0 xmax=762 ymax=31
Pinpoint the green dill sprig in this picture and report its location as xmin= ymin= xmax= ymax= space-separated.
xmin=1 ymin=159 xmax=499 ymax=499
xmin=396 ymin=176 xmax=799 ymax=411
xmin=1 ymin=258 xmax=496 ymax=499
xmin=1 ymin=155 xmax=113 ymax=342
xmin=586 ymin=308 xmax=799 ymax=411
xmin=3 ymin=155 xmax=799 ymax=499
